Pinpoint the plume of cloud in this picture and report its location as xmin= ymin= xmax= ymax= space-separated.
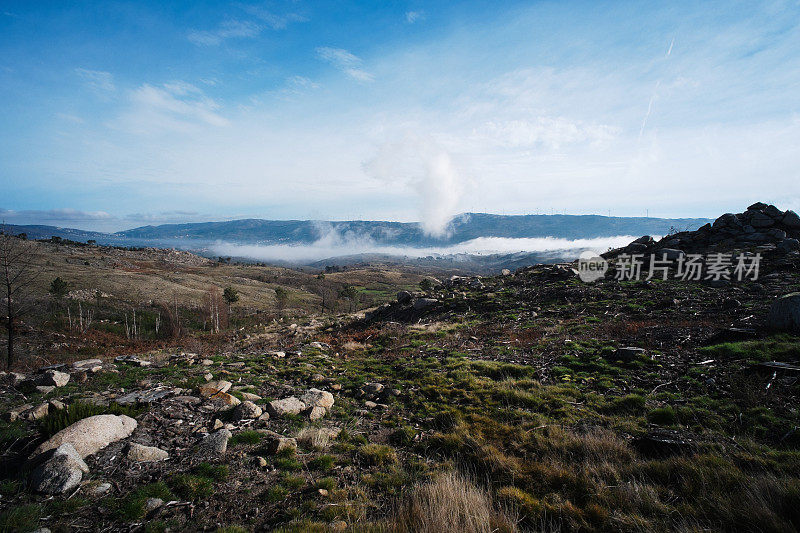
xmin=406 ymin=11 xmax=425 ymax=23
xmin=316 ymin=47 xmax=374 ymax=82
xmin=363 ymin=137 xmax=463 ymax=238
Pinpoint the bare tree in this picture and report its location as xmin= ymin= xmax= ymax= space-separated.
xmin=0 ymin=227 xmax=41 ymax=369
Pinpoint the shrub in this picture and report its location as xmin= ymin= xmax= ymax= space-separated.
xmin=169 ymin=474 xmax=214 ymax=500
xmin=229 ymin=430 xmax=263 ymax=446
xmin=39 ymin=402 xmax=143 ymax=438
xmin=648 ymin=406 xmax=678 ymax=425
xmin=308 ymin=454 xmax=336 ymax=471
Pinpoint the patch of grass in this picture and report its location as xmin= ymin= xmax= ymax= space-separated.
xmin=648 ymin=406 xmax=678 ymax=425
xmin=263 ymin=486 xmax=289 ymax=502
xmin=275 ymin=456 xmax=303 ymax=472
xmin=112 ymin=482 xmax=175 ymax=521
xmin=169 ymin=474 xmax=214 ymax=500
xmin=39 ymin=401 xmax=143 ymax=438
xmin=315 ymin=477 xmax=336 ymax=491
xmin=358 ymin=443 xmax=398 ymax=466
xmin=193 ymin=462 xmax=229 ymax=480
xmin=0 ymin=503 xmax=42 ymax=533
xmin=308 ymin=454 xmax=336 ymax=471
xmin=229 ymin=430 xmax=263 ymax=446
xmin=281 ymin=473 xmax=305 ymax=490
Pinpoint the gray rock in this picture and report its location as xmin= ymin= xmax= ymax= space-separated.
xmin=145 ymin=497 xmax=164 ymax=513
xmin=127 ymin=443 xmax=169 ymax=462
xmin=36 ymin=370 xmax=70 ymax=387
xmin=88 ymin=481 xmax=112 ymax=496
xmin=115 ymin=387 xmax=173 ymax=406
xmin=654 ymin=248 xmax=684 ymax=261
xmin=362 ymin=383 xmax=384 ymax=396
xmin=612 ymin=347 xmax=646 ymax=362
xmin=413 ymin=298 xmax=438 ymax=310
xmin=200 ymin=429 xmax=232 ymax=456
xmin=301 ymin=388 xmax=334 ymax=410
xmin=750 ymin=212 xmax=775 ymax=228
xmin=6 ymin=403 xmax=33 ymax=421
xmin=768 ymin=293 xmax=800 ymax=332
xmin=198 ymin=380 xmax=232 ymax=397
xmin=783 ymin=210 xmax=800 ymax=229
xmin=266 ymin=397 xmax=306 ymax=417
xmin=396 ymin=291 xmax=413 ymax=304
xmin=35 ymin=385 xmax=55 ymax=394
xmin=32 ymin=414 xmax=137 ymax=459
xmin=30 ymin=443 xmax=89 ymax=494
xmin=748 ymin=202 xmax=768 ymax=211
xmin=261 ymin=430 xmax=297 ymax=454
xmin=778 ymin=238 xmax=800 ymax=253
xmin=232 ymin=400 xmax=263 ymax=420
xmin=307 ymin=406 xmax=327 ymax=420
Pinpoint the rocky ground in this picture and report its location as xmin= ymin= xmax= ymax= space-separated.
xmin=1 ymin=205 xmax=799 ymax=532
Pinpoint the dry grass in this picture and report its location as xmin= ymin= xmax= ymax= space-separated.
xmin=391 ymin=472 xmax=518 ymax=533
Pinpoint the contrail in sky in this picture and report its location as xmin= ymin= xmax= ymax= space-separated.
xmin=639 ymin=38 xmax=675 ymax=139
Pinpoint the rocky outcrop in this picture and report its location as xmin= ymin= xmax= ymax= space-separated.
xmin=610 ymin=203 xmax=800 ymax=258
xmin=32 ymin=414 xmax=137 ymax=459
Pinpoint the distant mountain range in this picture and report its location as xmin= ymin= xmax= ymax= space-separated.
xmin=4 ymin=213 xmax=711 ymax=248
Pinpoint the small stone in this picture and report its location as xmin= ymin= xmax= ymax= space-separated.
xmin=254 ymin=456 xmax=268 ymax=467
xmin=318 ymin=488 xmax=329 ymax=497
xmin=144 ymin=497 xmax=164 ymax=513
xmin=213 ymin=419 xmax=224 ymax=430
xmin=364 ymin=401 xmax=378 ymax=409
xmin=49 ymin=400 xmax=65 ymax=411
xmin=240 ymin=392 xmax=262 ymax=401
xmin=201 ymin=359 xmax=214 ymax=366
xmin=199 ymin=380 xmax=232 ymax=397
xmin=6 ymin=403 xmax=33 ymax=421
xmin=200 ymin=429 xmax=232 ymax=456
xmin=362 ymin=383 xmax=384 ymax=395
xmin=36 ymin=385 xmax=56 ymax=394
xmin=307 ymin=406 xmax=327 ymax=420
xmin=263 ymin=431 xmax=297 ymax=454
xmin=25 ymin=403 xmax=50 ymax=420
xmin=203 ymin=373 xmax=213 ymax=382
xmin=127 ymin=443 xmax=169 ymax=462
xmin=88 ymin=481 xmax=112 ymax=497
xmin=210 ymin=391 xmax=241 ymax=406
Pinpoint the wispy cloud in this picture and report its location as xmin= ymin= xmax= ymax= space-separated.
xmin=74 ymin=68 xmax=115 ymax=93
xmin=188 ymin=19 xmax=261 ymax=46
xmin=405 ymin=11 xmax=425 ymax=24
xmin=121 ymin=82 xmax=229 ymax=134
xmin=0 ymin=208 xmax=115 ymax=224
xmin=241 ymin=5 xmax=307 ymax=30
xmin=316 ymin=47 xmax=374 ymax=82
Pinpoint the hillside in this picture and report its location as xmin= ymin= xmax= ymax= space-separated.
xmin=0 ymin=205 xmax=798 ymax=532
xmin=6 ymin=213 xmax=711 ymax=247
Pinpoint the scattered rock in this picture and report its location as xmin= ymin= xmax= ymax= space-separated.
xmin=127 ymin=443 xmax=169 ymax=462
xmin=115 ymin=387 xmax=173 ymax=406
xmin=240 ymin=392 xmax=262 ymax=401
xmin=301 ymin=388 xmax=334 ymax=410
xmin=261 ymin=430 xmax=297 ymax=454
xmin=611 ymin=347 xmax=646 ymax=362
xmin=413 ymin=298 xmax=438 ymax=310
xmin=201 ymin=359 xmax=214 ymax=366
xmin=32 ymin=414 xmax=138 ymax=459
xmin=30 ymin=443 xmax=89 ymax=494
xmin=87 ymin=481 xmax=112 ymax=497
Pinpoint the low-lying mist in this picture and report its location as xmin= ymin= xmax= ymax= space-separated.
xmin=209 ymin=233 xmax=639 ymax=264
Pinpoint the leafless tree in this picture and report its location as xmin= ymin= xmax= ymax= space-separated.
xmin=0 ymin=227 xmax=41 ymax=369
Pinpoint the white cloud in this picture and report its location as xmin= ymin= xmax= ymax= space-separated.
xmin=405 ymin=11 xmax=425 ymax=24
xmin=74 ymin=68 xmax=115 ymax=93
xmin=188 ymin=19 xmax=261 ymax=46
xmin=316 ymin=47 xmax=374 ymax=82
xmin=120 ymin=82 xmax=229 ymax=134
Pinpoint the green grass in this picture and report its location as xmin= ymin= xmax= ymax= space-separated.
xmin=229 ymin=430 xmax=263 ymax=446
xmin=308 ymin=454 xmax=336 ymax=471
xmin=0 ymin=504 xmax=42 ymax=533
xmin=358 ymin=444 xmax=398 ymax=466
xmin=111 ymin=482 xmax=175 ymax=521
xmin=39 ymin=401 xmax=144 ymax=438
xmin=169 ymin=474 xmax=214 ymax=500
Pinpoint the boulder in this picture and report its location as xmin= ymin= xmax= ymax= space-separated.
xmin=210 ymin=392 xmax=241 ymax=406
xmin=307 ymin=406 xmax=327 ymax=421
xmin=777 ymin=238 xmax=800 ymax=253
xmin=200 ymin=429 xmax=232 ymax=456
xmin=611 ymin=347 xmax=646 ymax=362
xmin=767 ymin=293 xmax=800 ymax=332
xmin=127 ymin=443 xmax=169 ymax=462
xmin=301 ymin=389 xmax=334 ymax=410
xmin=232 ymin=400 xmax=263 ymax=420
xmin=413 ymin=298 xmax=438 ymax=310
xmin=783 ymin=210 xmax=800 ymax=229
xmin=266 ymin=397 xmax=306 ymax=417
xmin=750 ymin=212 xmax=775 ymax=228
xmin=396 ymin=291 xmax=413 ymax=304
xmin=240 ymin=392 xmax=262 ymax=401
xmin=30 ymin=443 xmax=89 ymax=494
xmin=36 ymin=370 xmax=70 ymax=387
xmin=32 ymin=414 xmax=137 ymax=459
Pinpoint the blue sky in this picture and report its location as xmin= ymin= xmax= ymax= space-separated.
xmin=1 ymin=0 xmax=799 ymax=232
